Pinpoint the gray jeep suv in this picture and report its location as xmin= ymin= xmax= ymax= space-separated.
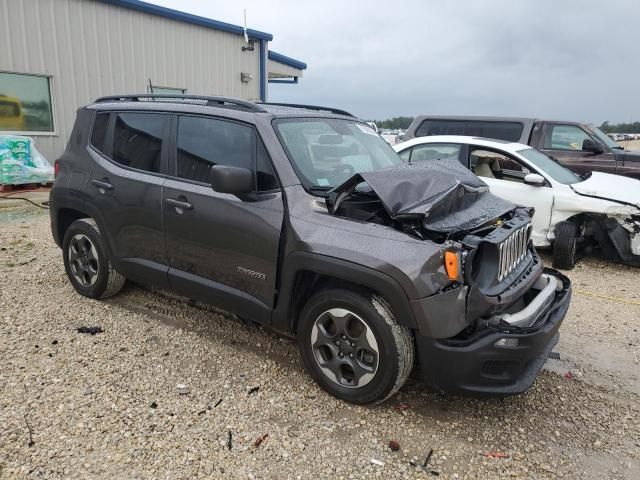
xmin=50 ymin=94 xmax=571 ymax=404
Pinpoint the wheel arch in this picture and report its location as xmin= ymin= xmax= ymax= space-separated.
xmin=271 ymin=252 xmax=418 ymax=335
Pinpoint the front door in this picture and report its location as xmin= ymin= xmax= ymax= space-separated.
xmin=538 ymin=123 xmax=617 ymax=175
xmin=162 ymin=114 xmax=284 ymax=323
xmin=86 ymin=111 xmax=170 ymax=286
xmin=468 ymin=147 xmax=554 ymax=245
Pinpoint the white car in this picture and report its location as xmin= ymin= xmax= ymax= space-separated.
xmin=393 ymin=136 xmax=640 ymax=269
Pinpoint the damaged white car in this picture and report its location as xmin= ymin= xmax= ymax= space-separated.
xmin=394 ymin=136 xmax=640 ymax=269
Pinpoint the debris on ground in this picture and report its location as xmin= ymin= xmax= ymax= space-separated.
xmin=248 ymin=386 xmax=260 ymax=395
xmin=394 ymin=402 xmax=411 ymax=411
xmin=253 ymin=433 xmax=269 ymax=448
xmin=482 ymin=451 xmax=510 ymax=459
xmin=370 ymin=458 xmax=385 ymax=467
xmin=388 ymin=440 xmax=400 ymax=451
xmin=150 ymin=402 xmax=158 ymax=409
xmin=423 ymin=449 xmax=433 ymax=468
xmin=76 ymin=326 xmax=103 ymax=335
xmin=176 ymin=384 xmax=190 ymax=395
xmin=548 ymin=351 xmax=561 ymax=360
xmin=227 ymin=430 xmax=233 ymax=451
xmin=51 ymin=340 xmax=58 ymax=345
xmin=564 ymin=371 xmax=574 ymax=380
xmin=214 ymin=398 xmax=223 ymax=408
xmin=23 ymin=414 xmax=34 ymax=447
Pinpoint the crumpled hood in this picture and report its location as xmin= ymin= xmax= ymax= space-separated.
xmin=570 ymin=172 xmax=640 ymax=209
xmin=327 ymin=158 xmax=517 ymax=233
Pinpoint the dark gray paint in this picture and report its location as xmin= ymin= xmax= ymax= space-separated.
xmin=51 ymin=99 xmax=570 ymax=349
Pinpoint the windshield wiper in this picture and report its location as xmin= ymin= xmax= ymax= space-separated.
xmin=309 ymin=186 xmax=332 ymax=195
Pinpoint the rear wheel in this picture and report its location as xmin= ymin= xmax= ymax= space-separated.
xmin=553 ymin=221 xmax=578 ymax=269
xmin=62 ymin=218 xmax=125 ymax=299
xmin=298 ymin=288 xmax=414 ymax=405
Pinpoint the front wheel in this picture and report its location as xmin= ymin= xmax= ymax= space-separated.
xmin=552 ymin=221 xmax=578 ymax=269
xmin=298 ymin=288 xmax=414 ymax=405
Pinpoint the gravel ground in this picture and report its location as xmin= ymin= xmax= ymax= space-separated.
xmin=1 ymin=208 xmax=639 ymax=479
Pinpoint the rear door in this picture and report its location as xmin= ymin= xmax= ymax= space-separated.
xmin=86 ymin=111 xmax=170 ymax=286
xmin=162 ymin=114 xmax=284 ymax=323
xmin=538 ymin=123 xmax=617 ymax=175
xmin=468 ymin=147 xmax=554 ymax=245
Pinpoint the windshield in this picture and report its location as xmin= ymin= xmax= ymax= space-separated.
xmin=274 ymin=118 xmax=403 ymax=190
xmin=587 ymin=126 xmax=621 ymax=150
xmin=517 ymin=148 xmax=583 ymax=185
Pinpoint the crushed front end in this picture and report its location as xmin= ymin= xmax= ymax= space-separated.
xmin=327 ymin=159 xmax=572 ymax=396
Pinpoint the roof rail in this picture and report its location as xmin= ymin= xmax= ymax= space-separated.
xmin=258 ymin=102 xmax=355 ymax=117
xmin=93 ymin=94 xmax=266 ymax=112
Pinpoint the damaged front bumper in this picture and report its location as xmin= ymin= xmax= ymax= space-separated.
xmin=413 ymin=269 xmax=571 ymax=396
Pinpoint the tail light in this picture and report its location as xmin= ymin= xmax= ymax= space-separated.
xmin=54 ymin=160 xmax=60 ymax=178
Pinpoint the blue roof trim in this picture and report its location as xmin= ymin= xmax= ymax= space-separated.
xmin=97 ymin=0 xmax=273 ymax=41
xmin=268 ymin=50 xmax=307 ymax=70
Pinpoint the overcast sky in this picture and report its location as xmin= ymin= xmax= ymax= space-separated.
xmin=153 ymin=0 xmax=639 ymax=124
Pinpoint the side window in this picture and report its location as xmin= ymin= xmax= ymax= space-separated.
xmin=544 ymin=125 xmax=592 ymax=151
xmin=177 ymin=116 xmax=253 ymax=183
xmin=111 ymin=113 xmax=166 ymax=173
xmin=410 ymin=143 xmax=461 ymax=163
xmin=90 ymin=113 xmax=109 ymax=154
xmin=415 ymin=120 xmax=523 ymax=142
xmin=256 ymin=139 xmax=279 ymax=191
xmin=470 ymin=148 xmax=530 ymax=182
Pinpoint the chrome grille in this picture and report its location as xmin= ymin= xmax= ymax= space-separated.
xmin=498 ymin=224 xmax=532 ymax=281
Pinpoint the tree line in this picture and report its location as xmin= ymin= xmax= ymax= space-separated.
xmin=599 ymin=121 xmax=640 ymax=133
xmin=369 ymin=116 xmax=415 ymax=130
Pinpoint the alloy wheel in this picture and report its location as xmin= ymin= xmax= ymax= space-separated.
xmin=68 ymin=234 xmax=99 ymax=287
xmin=310 ymin=308 xmax=379 ymax=388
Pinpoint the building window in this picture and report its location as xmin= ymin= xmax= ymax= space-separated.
xmin=0 ymin=72 xmax=54 ymax=133
xmin=148 ymin=85 xmax=186 ymax=95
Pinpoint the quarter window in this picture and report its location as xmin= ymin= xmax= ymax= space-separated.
xmin=90 ymin=113 xmax=109 ymax=154
xmin=111 ymin=113 xmax=166 ymax=173
xmin=0 ymin=72 xmax=54 ymax=132
xmin=176 ymin=116 xmax=253 ymax=184
xmin=256 ymin=139 xmax=279 ymax=191
xmin=544 ymin=125 xmax=592 ymax=151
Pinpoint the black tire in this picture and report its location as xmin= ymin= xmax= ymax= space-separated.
xmin=553 ymin=221 xmax=578 ymax=269
xmin=298 ymin=287 xmax=414 ymax=405
xmin=62 ymin=218 xmax=125 ymax=299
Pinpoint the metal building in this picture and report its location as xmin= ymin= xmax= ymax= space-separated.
xmin=0 ymin=0 xmax=307 ymax=160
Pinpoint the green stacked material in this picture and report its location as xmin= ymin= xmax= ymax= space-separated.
xmin=0 ymin=135 xmax=53 ymax=185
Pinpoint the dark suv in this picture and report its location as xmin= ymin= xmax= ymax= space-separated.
xmin=50 ymin=94 xmax=571 ymax=404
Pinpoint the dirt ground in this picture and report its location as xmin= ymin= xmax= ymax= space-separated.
xmin=618 ymin=140 xmax=640 ymax=151
xmin=1 ymin=207 xmax=639 ymax=479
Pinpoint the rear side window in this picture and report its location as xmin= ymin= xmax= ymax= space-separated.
xmin=177 ymin=116 xmax=253 ymax=183
xmin=111 ymin=113 xmax=166 ymax=173
xmin=90 ymin=113 xmax=109 ymax=153
xmin=416 ymin=120 xmax=523 ymax=142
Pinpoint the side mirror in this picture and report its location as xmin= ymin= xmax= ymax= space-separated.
xmin=582 ymin=138 xmax=605 ymax=155
xmin=524 ymin=173 xmax=545 ymax=186
xmin=209 ymin=165 xmax=254 ymax=194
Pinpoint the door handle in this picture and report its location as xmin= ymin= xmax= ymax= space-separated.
xmin=91 ymin=179 xmax=114 ymax=191
xmin=165 ymin=197 xmax=193 ymax=211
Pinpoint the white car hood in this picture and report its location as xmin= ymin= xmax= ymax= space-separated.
xmin=570 ymin=172 xmax=640 ymax=208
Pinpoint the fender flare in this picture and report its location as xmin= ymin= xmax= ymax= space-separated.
xmin=271 ymin=251 xmax=417 ymax=334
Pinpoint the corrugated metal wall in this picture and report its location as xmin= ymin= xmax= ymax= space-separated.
xmin=0 ymin=0 xmax=262 ymax=160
